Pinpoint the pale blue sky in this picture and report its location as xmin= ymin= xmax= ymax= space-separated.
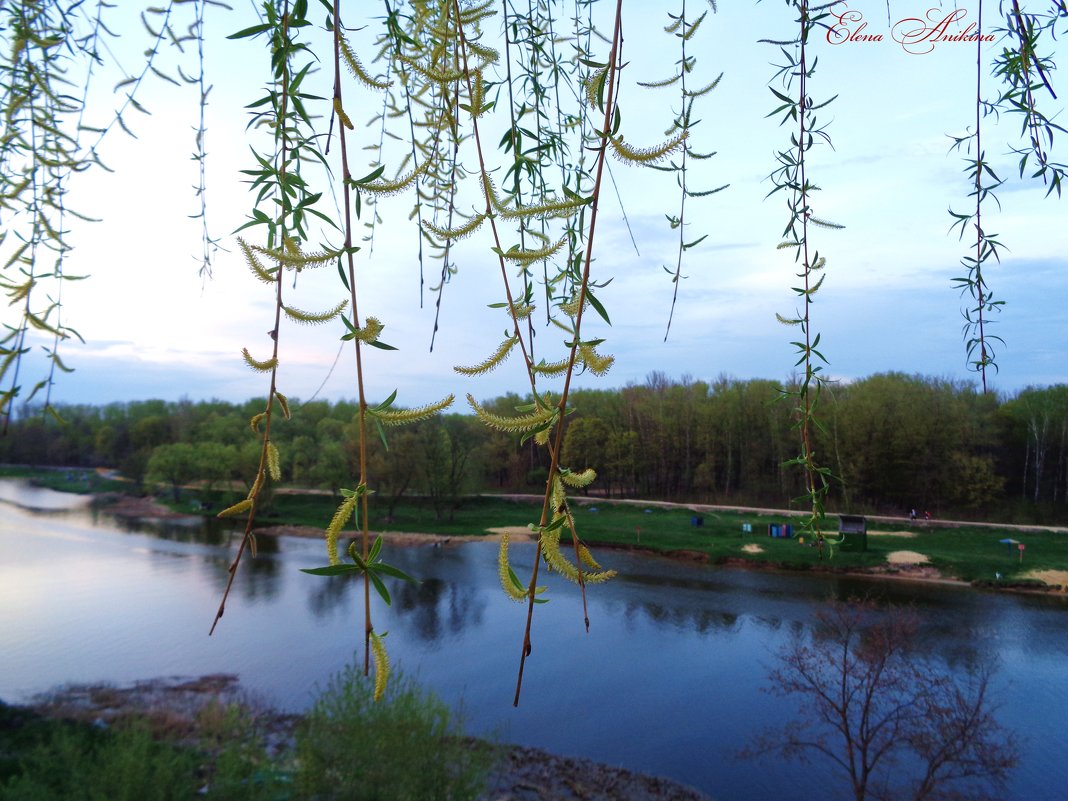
xmin=7 ymin=1 xmax=1066 ymax=410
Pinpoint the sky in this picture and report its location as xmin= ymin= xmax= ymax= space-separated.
xmin=6 ymin=0 xmax=1067 ymax=412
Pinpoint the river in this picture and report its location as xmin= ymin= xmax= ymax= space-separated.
xmin=1 ymin=479 xmax=1066 ymax=800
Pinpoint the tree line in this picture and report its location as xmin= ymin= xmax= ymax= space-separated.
xmin=2 ymin=371 xmax=1066 ymax=523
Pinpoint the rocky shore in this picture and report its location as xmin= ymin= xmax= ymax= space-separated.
xmin=19 ymin=675 xmax=714 ymax=801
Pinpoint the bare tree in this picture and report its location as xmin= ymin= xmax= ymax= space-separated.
xmin=747 ymin=600 xmax=1019 ymax=801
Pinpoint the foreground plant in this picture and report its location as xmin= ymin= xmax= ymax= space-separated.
xmin=765 ymin=0 xmax=842 ymax=555
xmin=295 ymin=665 xmax=495 ymax=801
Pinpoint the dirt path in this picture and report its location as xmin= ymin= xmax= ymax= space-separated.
xmin=489 ymin=494 xmax=1068 ymax=534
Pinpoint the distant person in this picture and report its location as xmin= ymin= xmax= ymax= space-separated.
xmin=909 ymin=508 xmax=917 ymax=522
xmin=923 ymin=510 xmax=931 ymax=521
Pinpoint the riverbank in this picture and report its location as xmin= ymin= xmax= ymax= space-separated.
xmin=89 ymin=490 xmax=1068 ymax=594
xmin=4 ymin=675 xmax=713 ymax=801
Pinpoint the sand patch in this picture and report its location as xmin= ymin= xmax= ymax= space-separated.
xmin=742 ymin=544 xmax=765 ymax=554
xmin=1023 ymin=569 xmax=1068 ymax=589
xmin=486 ymin=526 xmax=536 ymax=541
xmin=868 ymin=530 xmax=917 ymax=538
xmin=886 ymin=550 xmax=929 ymax=565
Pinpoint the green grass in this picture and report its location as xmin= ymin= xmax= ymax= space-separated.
xmin=562 ymin=504 xmax=1068 ymax=585
xmin=0 ymin=703 xmax=203 ymax=801
xmin=0 ymin=466 xmax=129 ymax=495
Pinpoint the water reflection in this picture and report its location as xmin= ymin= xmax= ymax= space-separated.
xmin=2 ymin=479 xmax=1067 ymax=801
xmin=393 ymin=576 xmax=487 ymax=643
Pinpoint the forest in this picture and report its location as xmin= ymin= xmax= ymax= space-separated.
xmin=3 ymin=371 xmax=1067 ymax=524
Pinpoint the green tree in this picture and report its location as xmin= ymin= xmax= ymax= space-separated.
xmin=145 ymin=442 xmax=199 ymax=502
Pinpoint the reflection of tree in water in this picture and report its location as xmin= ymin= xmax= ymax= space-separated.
xmin=89 ymin=507 xmax=236 ymax=548
xmin=621 ymin=599 xmax=741 ymax=635
xmin=392 ymin=577 xmax=486 ymax=644
xmin=233 ymin=535 xmax=282 ymax=602
xmin=746 ymin=600 xmax=1019 ymax=801
xmin=305 ymin=569 xmax=354 ymax=618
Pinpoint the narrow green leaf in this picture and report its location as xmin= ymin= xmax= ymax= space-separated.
xmin=301 ymin=564 xmax=362 ymax=576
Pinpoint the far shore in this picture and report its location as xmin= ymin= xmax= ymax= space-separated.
xmin=93 ymin=492 xmax=1068 ymax=595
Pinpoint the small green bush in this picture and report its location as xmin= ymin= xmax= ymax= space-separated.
xmin=294 ymin=666 xmax=495 ymax=801
xmin=1 ymin=717 xmax=199 ymax=801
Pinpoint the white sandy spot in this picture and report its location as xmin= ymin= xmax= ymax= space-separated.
xmin=486 ymin=526 xmax=536 ymax=540
xmin=868 ymin=530 xmax=917 ymax=538
xmin=742 ymin=544 xmax=764 ymax=554
xmin=886 ymin=550 xmax=930 ymax=565
xmin=1023 ymin=570 xmax=1068 ymax=589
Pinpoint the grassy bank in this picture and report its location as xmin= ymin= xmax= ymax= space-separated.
xmin=249 ymin=490 xmax=1068 ymax=588
xmin=6 ymin=466 xmax=1068 ymax=589
xmin=162 ymin=487 xmax=1068 ymax=589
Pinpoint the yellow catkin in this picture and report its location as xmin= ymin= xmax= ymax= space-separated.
xmin=422 ymin=213 xmax=486 ymax=242
xmin=609 ymin=130 xmax=689 ymax=165
xmin=372 ymin=395 xmax=455 ymax=427
xmin=560 ymin=468 xmax=596 ymax=488
xmin=282 ymin=299 xmax=348 ymax=325
xmin=339 ymin=35 xmax=391 ymax=90
xmin=325 ymin=495 xmax=357 ymax=566
xmin=274 ymin=392 xmax=291 ymax=420
xmin=500 ymin=236 xmax=567 ymax=265
xmin=530 ymin=358 xmax=568 ymax=376
xmin=238 ymin=238 xmax=276 ymax=284
xmin=498 ymin=533 xmax=528 ymax=602
xmin=577 ymin=544 xmax=602 ymax=570
xmin=551 ymin=476 xmax=568 ymax=515
xmin=454 ymin=336 xmax=518 ymax=376
xmin=370 ymin=632 xmax=390 ymax=702
xmin=241 ymin=347 xmax=277 ymax=373
xmin=354 ymin=316 xmax=384 ymax=343
xmin=247 ymin=469 xmax=264 ymax=501
xmin=333 ymin=97 xmax=354 ymax=130
xmin=540 ymin=527 xmax=580 ymax=582
xmin=467 ymin=395 xmax=556 ymax=434
xmin=217 ymin=498 xmax=253 ymax=518
xmin=361 ymin=160 xmax=430 ymax=197
xmin=266 ymin=441 xmax=281 ymax=481
xmin=579 ymin=344 xmax=614 ymax=376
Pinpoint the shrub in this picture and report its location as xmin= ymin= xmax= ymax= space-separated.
xmin=294 ymin=666 xmax=495 ymax=801
xmin=0 ymin=716 xmax=199 ymax=801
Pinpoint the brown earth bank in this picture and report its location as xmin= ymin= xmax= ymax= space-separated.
xmin=15 ymin=675 xmax=713 ymax=801
xmin=96 ymin=492 xmax=201 ymax=520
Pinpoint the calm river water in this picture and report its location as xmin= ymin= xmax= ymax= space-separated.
xmin=2 ymin=479 xmax=1066 ymax=801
